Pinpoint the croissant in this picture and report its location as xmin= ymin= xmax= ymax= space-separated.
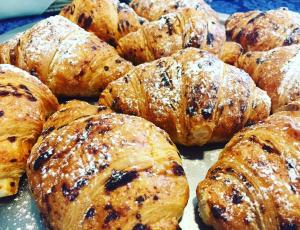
xmin=0 ymin=15 xmax=133 ymax=97
xmin=0 ymin=64 xmax=58 ymax=198
xmin=60 ymin=0 xmax=148 ymax=46
xmin=117 ymin=6 xmax=225 ymax=65
xmin=237 ymin=44 xmax=300 ymax=112
xmin=196 ymin=109 xmax=300 ymax=229
xmin=225 ymin=8 xmax=300 ymax=52
xmin=26 ymin=100 xmax=189 ymax=230
xmin=99 ymin=48 xmax=271 ymax=146
xmin=130 ymin=0 xmax=218 ymax=21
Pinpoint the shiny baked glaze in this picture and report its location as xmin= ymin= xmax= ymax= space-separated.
xmin=130 ymin=0 xmax=218 ymax=21
xmin=117 ymin=6 xmax=225 ymax=65
xmin=60 ymin=0 xmax=148 ymax=45
xmin=237 ymin=44 xmax=300 ymax=112
xmin=0 ymin=64 xmax=58 ymax=197
xmin=226 ymin=8 xmax=300 ymax=52
xmin=26 ymin=101 xmax=189 ymax=230
xmin=99 ymin=48 xmax=271 ymax=146
xmin=0 ymin=15 xmax=133 ymax=97
xmin=197 ymin=110 xmax=300 ymax=229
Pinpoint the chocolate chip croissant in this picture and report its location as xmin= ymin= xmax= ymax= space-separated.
xmin=237 ymin=44 xmax=300 ymax=112
xmin=130 ymin=0 xmax=218 ymax=21
xmin=117 ymin=6 xmax=225 ymax=65
xmin=0 ymin=64 xmax=58 ymax=198
xmin=226 ymin=8 xmax=300 ymax=52
xmin=196 ymin=108 xmax=300 ymax=229
xmin=60 ymin=0 xmax=148 ymax=46
xmin=26 ymin=100 xmax=189 ymax=230
xmin=99 ymin=48 xmax=271 ymax=146
xmin=0 ymin=15 xmax=133 ymax=97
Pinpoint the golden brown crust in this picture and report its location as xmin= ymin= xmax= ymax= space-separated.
xmin=237 ymin=44 xmax=300 ymax=112
xmin=99 ymin=48 xmax=271 ymax=146
xmin=26 ymin=100 xmax=189 ymax=230
xmin=117 ymin=7 xmax=225 ymax=65
xmin=197 ymin=110 xmax=300 ymax=230
xmin=0 ymin=64 xmax=58 ymax=197
xmin=130 ymin=0 xmax=218 ymax=21
xmin=218 ymin=41 xmax=243 ymax=65
xmin=60 ymin=0 xmax=148 ymax=45
xmin=225 ymin=8 xmax=300 ymax=52
xmin=0 ymin=16 xmax=133 ymax=97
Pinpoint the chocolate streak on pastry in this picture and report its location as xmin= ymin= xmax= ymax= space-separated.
xmin=132 ymin=224 xmax=150 ymax=230
xmin=105 ymin=170 xmax=139 ymax=192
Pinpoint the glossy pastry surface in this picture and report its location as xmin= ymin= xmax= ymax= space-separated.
xmin=117 ymin=7 xmax=225 ymax=64
xmin=60 ymin=0 xmax=147 ymax=46
xmin=27 ymin=101 xmax=189 ymax=230
xmin=0 ymin=64 xmax=58 ymax=198
xmin=237 ymin=44 xmax=300 ymax=112
xmin=226 ymin=8 xmax=300 ymax=51
xmin=100 ymin=48 xmax=271 ymax=146
xmin=197 ymin=109 xmax=300 ymax=229
xmin=0 ymin=15 xmax=133 ymax=97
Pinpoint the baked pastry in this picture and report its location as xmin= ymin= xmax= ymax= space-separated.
xmin=0 ymin=64 xmax=58 ymax=198
xmin=26 ymin=100 xmax=189 ymax=230
xmin=218 ymin=41 xmax=243 ymax=65
xmin=237 ymin=44 xmax=300 ymax=112
xmin=196 ymin=108 xmax=300 ymax=229
xmin=226 ymin=8 xmax=300 ymax=52
xmin=117 ymin=7 xmax=225 ymax=64
xmin=99 ymin=48 xmax=271 ymax=146
xmin=60 ymin=0 xmax=148 ymax=46
xmin=130 ymin=0 xmax=218 ymax=21
xmin=278 ymin=99 xmax=300 ymax=112
xmin=0 ymin=15 xmax=133 ymax=97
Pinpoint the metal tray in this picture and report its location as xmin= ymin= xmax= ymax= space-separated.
xmin=0 ymin=13 xmax=228 ymax=230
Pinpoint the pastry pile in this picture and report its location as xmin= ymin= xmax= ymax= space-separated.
xmin=0 ymin=1 xmax=299 ymax=229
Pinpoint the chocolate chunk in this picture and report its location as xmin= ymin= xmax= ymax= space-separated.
xmin=19 ymin=84 xmax=29 ymax=91
xmin=132 ymin=224 xmax=149 ymax=230
xmin=172 ymin=162 xmax=185 ymax=176
xmin=85 ymin=207 xmax=96 ymax=219
xmin=201 ymin=104 xmax=214 ymax=119
xmin=7 ymin=136 xmax=16 ymax=142
xmin=283 ymin=27 xmax=300 ymax=46
xmin=41 ymin=127 xmax=55 ymax=137
xmin=104 ymin=209 xmax=120 ymax=224
xmin=61 ymin=183 xmax=79 ymax=201
xmin=135 ymin=196 xmax=145 ymax=205
xmin=161 ymin=72 xmax=172 ymax=87
xmin=153 ymin=195 xmax=159 ymax=200
xmin=10 ymin=159 xmax=17 ymax=163
xmin=211 ymin=205 xmax=227 ymax=221
xmin=135 ymin=213 xmax=141 ymax=219
xmin=186 ymin=100 xmax=197 ymax=116
xmin=256 ymin=58 xmax=264 ymax=64
xmin=236 ymin=29 xmax=244 ymax=43
xmin=26 ymin=95 xmax=37 ymax=102
xmin=33 ymin=147 xmax=54 ymax=170
xmin=232 ymin=191 xmax=243 ymax=204
xmin=0 ymin=91 xmax=9 ymax=96
xmin=104 ymin=66 xmax=109 ymax=71
xmin=164 ymin=17 xmax=174 ymax=36
xmin=207 ymin=32 xmax=214 ymax=45
xmin=247 ymin=13 xmax=265 ymax=24
xmin=105 ymin=170 xmax=139 ymax=192
xmin=78 ymin=14 xmax=93 ymax=29
xmin=280 ymin=222 xmax=297 ymax=230
xmin=0 ymin=111 xmax=4 ymax=117
xmin=246 ymin=31 xmax=259 ymax=45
